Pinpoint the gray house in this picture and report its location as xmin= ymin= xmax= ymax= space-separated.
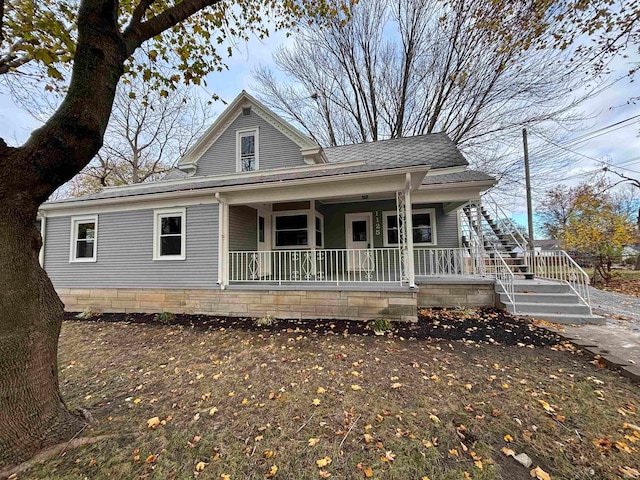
xmin=38 ymin=91 xmax=598 ymax=324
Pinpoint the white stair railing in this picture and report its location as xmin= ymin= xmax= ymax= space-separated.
xmin=481 ymin=193 xmax=529 ymax=255
xmin=491 ymin=246 xmax=516 ymax=312
xmin=414 ymin=248 xmax=475 ymax=276
xmin=528 ymin=250 xmax=592 ymax=313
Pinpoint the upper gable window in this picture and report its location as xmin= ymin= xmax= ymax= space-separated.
xmin=236 ymin=128 xmax=259 ymax=172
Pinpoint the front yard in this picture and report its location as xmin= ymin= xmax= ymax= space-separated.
xmin=22 ymin=311 xmax=640 ymax=479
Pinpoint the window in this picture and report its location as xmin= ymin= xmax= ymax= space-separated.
xmin=258 ymin=216 xmax=265 ymax=243
xmin=236 ymin=128 xmax=259 ymax=172
xmin=70 ymin=216 xmax=98 ymax=262
xmin=383 ymin=208 xmax=437 ymax=246
xmin=274 ymin=213 xmax=308 ymax=247
xmin=315 ymin=215 xmax=324 ymax=247
xmin=154 ymin=208 xmax=186 ymax=260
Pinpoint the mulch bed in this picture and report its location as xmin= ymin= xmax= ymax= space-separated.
xmin=64 ymin=307 xmax=563 ymax=347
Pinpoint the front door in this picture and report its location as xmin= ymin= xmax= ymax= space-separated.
xmin=257 ymin=214 xmax=272 ymax=277
xmin=345 ymin=213 xmax=373 ymax=272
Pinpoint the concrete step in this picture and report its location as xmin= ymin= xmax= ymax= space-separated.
xmin=499 ymin=283 xmax=572 ymax=294
xmin=500 ymin=292 xmax=581 ymax=305
xmin=511 ymin=312 xmax=606 ymax=325
xmin=506 ymin=301 xmax=592 ymax=315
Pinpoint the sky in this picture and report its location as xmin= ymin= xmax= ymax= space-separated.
xmin=1 ymin=22 xmax=638 ymax=237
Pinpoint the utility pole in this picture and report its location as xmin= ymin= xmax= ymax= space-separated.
xmin=523 ymin=128 xmax=535 ymax=278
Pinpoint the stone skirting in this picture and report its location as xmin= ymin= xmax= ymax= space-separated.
xmin=416 ymin=281 xmax=496 ymax=308
xmin=57 ymin=287 xmax=419 ymax=322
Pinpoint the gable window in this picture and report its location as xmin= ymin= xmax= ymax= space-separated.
xmin=236 ymin=128 xmax=259 ymax=172
xmin=154 ymin=208 xmax=186 ymax=260
xmin=70 ymin=215 xmax=98 ymax=262
xmin=383 ymin=208 xmax=437 ymax=246
xmin=274 ymin=213 xmax=308 ymax=248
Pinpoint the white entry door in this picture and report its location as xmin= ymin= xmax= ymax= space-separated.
xmin=345 ymin=213 xmax=373 ymax=272
xmin=257 ymin=214 xmax=272 ymax=277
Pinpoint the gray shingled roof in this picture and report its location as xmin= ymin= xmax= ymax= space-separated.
xmin=422 ymin=170 xmax=495 ymax=186
xmin=324 ymin=133 xmax=468 ymax=169
xmin=45 ymin=133 xmax=471 ymax=206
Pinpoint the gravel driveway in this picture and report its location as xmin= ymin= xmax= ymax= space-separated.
xmin=589 ymin=286 xmax=640 ymax=330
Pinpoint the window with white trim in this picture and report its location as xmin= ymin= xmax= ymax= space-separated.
xmin=154 ymin=208 xmax=186 ymax=260
xmin=70 ymin=216 xmax=98 ymax=262
xmin=383 ymin=208 xmax=437 ymax=246
xmin=236 ymin=128 xmax=259 ymax=172
xmin=274 ymin=213 xmax=308 ymax=248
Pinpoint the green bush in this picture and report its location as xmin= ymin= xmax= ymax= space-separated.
xmin=255 ymin=314 xmax=276 ymax=327
xmin=154 ymin=311 xmax=175 ymax=324
xmin=371 ymin=318 xmax=393 ymax=335
xmin=75 ymin=308 xmax=96 ymax=320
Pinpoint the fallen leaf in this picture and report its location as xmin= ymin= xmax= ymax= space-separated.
xmin=364 ymin=433 xmax=374 ymax=443
xmin=351 ymin=385 xmax=362 ymax=391
xmin=264 ymin=450 xmax=275 ymax=459
xmin=312 ymin=398 xmax=321 ymax=406
xmin=318 ymin=471 xmax=331 ymax=478
xmin=538 ymin=401 xmax=555 ymax=413
xmin=504 ymin=434 xmax=514 ymax=442
xmin=429 ymin=414 xmax=440 ymax=423
xmin=364 ymin=467 xmax=374 ymax=477
xmin=618 ymin=466 xmax=640 ymax=478
xmin=145 ymin=454 xmax=156 ymax=464
xmin=221 ymin=474 xmax=231 ymax=480
xmin=391 ymin=383 xmax=402 ymax=389
xmin=209 ymin=407 xmax=218 ymax=416
xmin=317 ymin=456 xmax=332 ymax=468
xmin=195 ymin=461 xmax=207 ymax=472
xmin=147 ymin=417 xmax=160 ymax=429
xmin=501 ymin=447 xmax=515 ymax=457
xmin=308 ymin=438 xmax=320 ymax=447
xmin=266 ymin=465 xmax=278 ymax=478
xmin=317 ymin=387 xmax=326 ymax=394
xmin=530 ymin=466 xmax=551 ymax=480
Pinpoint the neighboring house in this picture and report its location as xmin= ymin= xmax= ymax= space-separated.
xmin=621 ymin=245 xmax=640 ymax=260
xmin=535 ymin=239 xmax=561 ymax=252
xmin=37 ymin=91 xmax=597 ymax=324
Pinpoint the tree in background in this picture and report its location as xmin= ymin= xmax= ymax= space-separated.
xmin=253 ymin=0 xmax=597 ymax=184
xmin=65 ymin=77 xmax=212 ymax=197
xmin=0 ymin=0 xmax=347 ymax=465
xmin=540 ymin=181 xmax=634 ymax=284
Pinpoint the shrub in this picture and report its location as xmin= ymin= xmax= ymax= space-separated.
xmin=154 ymin=311 xmax=175 ymax=324
xmin=371 ymin=318 xmax=393 ymax=335
xmin=75 ymin=308 xmax=96 ymax=320
xmin=255 ymin=315 xmax=276 ymax=327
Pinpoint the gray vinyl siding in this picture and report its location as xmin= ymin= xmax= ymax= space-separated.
xmin=195 ymin=110 xmax=304 ymax=176
xmin=229 ymin=205 xmax=257 ymax=251
xmin=44 ymin=204 xmax=219 ymax=289
xmin=322 ymin=200 xmax=458 ymax=249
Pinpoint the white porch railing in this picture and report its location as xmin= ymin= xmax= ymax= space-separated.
xmin=414 ymin=248 xmax=485 ymax=277
xmin=229 ymin=248 xmax=402 ymax=284
xmin=527 ymin=250 xmax=592 ymax=312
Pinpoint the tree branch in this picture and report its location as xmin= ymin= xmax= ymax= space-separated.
xmin=123 ymin=0 xmax=223 ymax=55
xmin=0 ymin=0 xmax=5 ymax=43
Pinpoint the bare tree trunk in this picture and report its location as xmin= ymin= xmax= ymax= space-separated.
xmin=0 ymin=161 xmax=84 ymax=464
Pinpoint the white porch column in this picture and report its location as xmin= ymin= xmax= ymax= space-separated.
xmin=396 ymin=173 xmax=416 ymax=288
xmin=216 ymin=193 xmax=230 ymax=289
xmin=404 ymin=173 xmax=416 ymax=287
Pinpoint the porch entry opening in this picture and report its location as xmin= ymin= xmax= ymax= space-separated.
xmin=257 ymin=214 xmax=272 ymax=277
xmin=345 ymin=212 xmax=374 ymax=273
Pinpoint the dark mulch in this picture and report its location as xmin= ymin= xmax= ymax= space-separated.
xmin=64 ymin=306 xmax=563 ymax=347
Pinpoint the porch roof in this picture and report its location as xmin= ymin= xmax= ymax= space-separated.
xmin=41 ymin=134 xmax=469 ymax=209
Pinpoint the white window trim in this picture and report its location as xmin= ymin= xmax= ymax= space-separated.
xmin=69 ymin=215 xmax=98 ymax=263
xmin=382 ymin=208 xmax=437 ymax=247
xmin=236 ymin=127 xmax=259 ymax=173
xmin=315 ymin=212 xmax=324 ymax=248
xmin=272 ymin=209 xmax=311 ymax=250
xmin=153 ymin=207 xmax=187 ymax=261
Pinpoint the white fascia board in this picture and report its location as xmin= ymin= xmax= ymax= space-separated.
xmin=419 ymin=179 xmax=496 ymax=191
xmin=41 ymin=166 xmax=430 ymax=217
xmin=423 ymin=166 xmax=468 ymax=176
xmin=99 ymin=158 xmax=366 ymax=194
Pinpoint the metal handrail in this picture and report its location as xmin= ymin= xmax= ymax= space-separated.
xmin=481 ymin=193 xmax=529 ymax=254
xmin=528 ymin=250 xmax=592 ymax=312
xmin=491 ymin=246 xmax=516 ymax=312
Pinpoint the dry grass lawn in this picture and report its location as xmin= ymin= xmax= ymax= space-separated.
xmin=20 ymin=315 xmax=640 ymax=480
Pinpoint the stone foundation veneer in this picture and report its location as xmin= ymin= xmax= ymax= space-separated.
xmin=56 ymin=287 xmax=420 ymax=323
xmin=416 ymin=281 xmax=496 ymax=308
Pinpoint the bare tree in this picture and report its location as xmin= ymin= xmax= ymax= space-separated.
xmin=253 ymin=0 xmax=594 ymax=183
xmin=7 ymin=66 xmax=213 ymax=198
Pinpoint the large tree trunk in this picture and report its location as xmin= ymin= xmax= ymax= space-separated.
xmin=0 ymin=183 xmax=84 ymax=465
